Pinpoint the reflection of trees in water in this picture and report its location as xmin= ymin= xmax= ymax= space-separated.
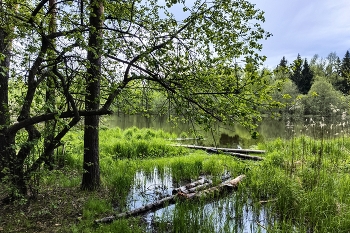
xmin=108 ymin=113 xmax=350 ymax=149
xmin=219 ymin=133 xmax=240 ymax=147
xmin=272 ymin=114 xmax=350 ymax=139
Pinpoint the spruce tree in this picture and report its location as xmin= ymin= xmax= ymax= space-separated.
xmin=273 ymin=56 xmax=290 ymax=80
xmin=290 ymin=54 xmax=303 ymax=93
xmin=339 ymin=50 xmax=350 ymax=94
xmin=300 ymin=59 xmax=313 ymax=94
xmin=279 ymin=56 xmax=288 ymax=68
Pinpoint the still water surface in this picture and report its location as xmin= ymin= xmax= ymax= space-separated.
xmin=107 ymin=114 xmax=350 ymax=148
xmin=127 ymin=167 xmax=269 ymax=233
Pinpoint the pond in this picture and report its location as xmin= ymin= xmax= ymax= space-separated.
xmin=126 ymin=167 xmax=270 ymax=233
xmin=106 ymin=113 xmax=350 ymax=148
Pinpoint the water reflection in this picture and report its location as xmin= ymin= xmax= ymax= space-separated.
xmin=107 ymin=113 xmax=350 ymax=147
xmin=127 ymin=167 xmax=269 ymax=233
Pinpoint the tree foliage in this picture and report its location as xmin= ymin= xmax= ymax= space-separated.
xmin=338 ymin=50 xmax=350 ymax=94
xmin=290 ymin=54 xmax=313 ymax=94
xmin=300 ymin=59 xmax=313 ymax=95
xmin=0 ymin=0 xmax=273 ymax=198
xmin=303 ymin=77 xmax=347 ymax=116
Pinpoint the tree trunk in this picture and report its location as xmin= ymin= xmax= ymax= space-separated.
xmin=81 ymin=0 xmax=103 ymax=191
xmin=0 ymin=0 xmax=12 ymax=180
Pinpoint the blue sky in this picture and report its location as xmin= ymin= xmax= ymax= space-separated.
xmin=249 ymin=0 xmax=350 ymax=68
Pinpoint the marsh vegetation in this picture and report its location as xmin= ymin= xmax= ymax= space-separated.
xmin=2 ymin=124 xmax=350 ymax=232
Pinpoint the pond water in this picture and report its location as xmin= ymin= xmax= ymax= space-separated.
xmin=107 ymin=113 xmax=349 ymax=232
xmin=126 ymin=167 xmax=270 ymax=233
xmin=106 ymin=113 xmax=350 ymax=148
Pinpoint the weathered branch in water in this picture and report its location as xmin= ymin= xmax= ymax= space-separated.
xmin=174 ymin=145 xmax=264 ymax=161
xmin=172 ymin=174 xmax=232 ymax=195
xmin=168 ymin=138 xmax=205 ymax=141
xmin=172 ymin=177 xmax=211 ymax=195
xmin=94 ymin=175 xmax=245 ymax=224
xmin=180 ymin=175 xmax=246 ymax=199
xmin=222 ymin=151 xmax=264 ymax=161
xmin=173 ymin=144 xmax=265 ymax=154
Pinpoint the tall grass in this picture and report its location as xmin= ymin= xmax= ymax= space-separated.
xmin=58 ymin=127 xmax=350 ymax=232
xmin=245 ymin=134 xmax=350 ymax=232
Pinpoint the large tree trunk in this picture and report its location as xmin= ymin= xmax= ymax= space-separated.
xmin=43 ymin=0 xmax=57 ymax=170
xmin=0 ymin=0 xmax=13 ymax=180
xmin=81 ymin=0 xmax=103 ymax=191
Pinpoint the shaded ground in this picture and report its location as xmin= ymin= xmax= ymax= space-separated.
xmin=1 ymin=187 xmax=85 ymax=232
xmin=0 ymin=169 xmax=113 ymax=233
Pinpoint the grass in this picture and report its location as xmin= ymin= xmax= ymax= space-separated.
xmin=243 ymin=135 xmax=350 ymax=232
xmin=2 ymin=126 xmax=350 ymax=232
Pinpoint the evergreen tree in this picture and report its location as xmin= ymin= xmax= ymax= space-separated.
xmin=278 ymin=56 xmax=288 ymax=68
xmin=336 ymin=56 xmax=342 ymax=75
xmin=273 ymin=56 xmax=290 ymax=80
xmin=290 ymin=55 xmax=313 ymax=94
xmin=310 ymin=54 xmax=326 ymax=77
xmin=338 ymin=50 xmax=350 ymax=94
xmin=300 ymin=59 xmax=313 ymax=94
xmin=290 ymin=54 xmax=303 ymax=92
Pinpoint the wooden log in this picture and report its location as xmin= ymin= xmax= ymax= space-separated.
xmin=94 ymin=195 xmax=176 ymax=224
xmin=186 ymin=182 xmax=212 ymax=193
xmin=259 ymin=198 xmax=278 ymax=204
xmin=224 ymin=152 xmax=264 ymax=161
xmin=174 ymin=144 xmax=265 ymax=154
xmin=172 ymin=177 xmax=210 ymax=195
xmin=172 ymin=174 xmax=232 ymax=195
xmin=94 ymin=175 xmax=245 ymax=224
xmin=175 ymin=144 xmax=264 ymax=161
xmin=182 ymin=175 xmax=246 ymax=199
xmin=168 ymin=138 xmax=205 ymax=141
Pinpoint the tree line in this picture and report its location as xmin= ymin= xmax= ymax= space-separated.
xmin=269 ymin=51 xmax=350 ymax=117
xmin=275 ymin=51 xmax=350 ymax=95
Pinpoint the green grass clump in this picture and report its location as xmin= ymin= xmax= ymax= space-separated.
xmin=100 ymin=126 xmax=185 ymax=159
xmin=245 ymin=136 xmax=350 ymax=232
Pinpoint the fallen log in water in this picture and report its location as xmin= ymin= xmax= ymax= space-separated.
xmin=174 ymin=144 xmax=265 ymax=154
xmin=172 ymin=174 xmax=232 ymax=195
xmin=94 ymin=195 xmax=176 ymax=224
xmin=168 ymin=138 xmax=206 ymax=141
xmin=172 ymin=177 xmax=211 ymax=195
xmin=223 ymin=151 xmax=264 ymax=161
xmin=204 ymin=148 xmax=264 ymax=161
xmin=182 ymin=175 xmax=246 ymax=199
xmin=94 ymin=175 xmax=245 ymax=224
xmin=175 ymin=144 xmax=264 ymax=161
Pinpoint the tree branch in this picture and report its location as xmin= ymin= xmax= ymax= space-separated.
xmin=9 ymin=109 xmax=111 ymax=135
